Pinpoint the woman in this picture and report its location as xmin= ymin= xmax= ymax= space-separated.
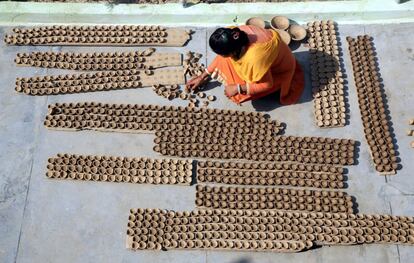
xmin=186 ymin=25 xmax=305 ymax=105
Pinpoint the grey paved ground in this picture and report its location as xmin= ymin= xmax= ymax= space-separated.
xmin=0 ymin=23 xmax=413 ymax=263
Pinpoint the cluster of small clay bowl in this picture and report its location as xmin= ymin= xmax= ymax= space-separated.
xmin=126 ymin=208 xmax=414 ymax=252
xmin=184 ymin=51 xmax=205 ymax=77
xmin=197 ymin=160 xmax=345 ymax=189
xmin=245 ymin=16 xmax=307 ymax=45
xmin=15 ymin=69 xmax=151 ymax=95
xmin=4 ymin=25 xmax=168 ymax=45
xmin=46 ymin=154 xmax=192 ymax=185
xmin=307 ymin=20 xmax=346 ymax=128
xmin=15 ymin=49 xmax=156 ymax=71
xmin=195 ymin=185 xmax=353 ymax=213
xmin=347 ymin=35 xmax=397 ymax=174
xmin=44 ymin=102 xmax=281 ymax=133
xmin=152 ymin=84 xmax=215 ymax=108
xmin=154 ymin=132 xmax=356 ymax=165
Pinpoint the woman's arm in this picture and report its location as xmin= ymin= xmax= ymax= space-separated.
xmin=244 ymin=70 xmax=274 ymax=96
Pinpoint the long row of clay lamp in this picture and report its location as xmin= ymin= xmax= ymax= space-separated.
xmin=307 ymin=20 xmax=346 ymax=128
xmin=46 ymin=154 xmax=193 ymax=185
xmin=4 ymin=25 xmax=169 ymax=45
xmin=44 ymin=102 xmax=283 ymax=135
xmin=346 ymin=35 xmax=398 ymax=175
xmin=126 ymin=208 xmax=414 ymax=251
xmin=196 ymin=160 xmax=345 ymax=189
xmin=15 ymin=67 xmax=185 ymax=96
xmin=154 ymin=131 xmax=356 ymax=165
xmin=195 ymin=185 xmax=354 ymax=213
xmin=14 ymin=48 xmax=173 ymax=71
xmin=16 ymin=69 xmax=147 ymax=95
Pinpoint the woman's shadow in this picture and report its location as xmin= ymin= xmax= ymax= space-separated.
xmin=251 ymin=49 xmax=346 ymax=113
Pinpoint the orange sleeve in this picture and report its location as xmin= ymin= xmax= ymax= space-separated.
xmin=207 ymin=56 xmax=220 ymax=74
xmin=247 ymin=70 xmax=274 ymax=96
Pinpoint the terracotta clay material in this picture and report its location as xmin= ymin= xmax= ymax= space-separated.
xmin=289 ymin=25 xmax=307 ymax=41
xmin=271 ymin=16 xmax=290 ymax=30
xmin=245 ymin=17 xmax=266 ymax=29
xmin=275 ymin=29 xmax=291 ymax=45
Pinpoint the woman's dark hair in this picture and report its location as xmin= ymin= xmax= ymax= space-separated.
xmin=209 ymin=27 xmax=249 ymax=57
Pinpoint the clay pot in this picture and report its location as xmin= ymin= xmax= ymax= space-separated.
xmin=275 ymin=29 xmax=291 ymax=45
xmin=246 ymin=17 xmax=266 ymax=29
xmin=289 ymin=25 xmax=307 ymax=41
xmin=271 ymin=16 xmax=289 ymax=30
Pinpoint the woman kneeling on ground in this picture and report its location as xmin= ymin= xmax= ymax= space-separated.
xmin=186 ymin=25 xmax=305 ymax=105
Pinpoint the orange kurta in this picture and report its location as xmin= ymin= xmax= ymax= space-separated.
xmin=207 ymin=25 xmax=304 ymax=105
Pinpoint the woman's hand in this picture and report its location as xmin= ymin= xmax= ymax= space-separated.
xmin=224 ymin=85 xmax=239 ymax=98
xmin=186 ymin=72 xmax=209 ymax=91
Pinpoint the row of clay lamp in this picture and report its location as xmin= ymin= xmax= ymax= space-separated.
xmin=197 ymin=168 xmax=343 ymax=181
xmin=16 ymin=49 xmax=156 ymax=59
xmin=154 ymin=143 xmax=355 ymax=165
xmin=346 ymin=35 xmax=398 ymax=174
xmin=46 ymin=154 xmax=192 ymax=185
xmin=5 ymin=25 xmax=169 ymax=45
xmin=195 ymin=185 xmax=354 ymax=213
xmin=47 ymin=153 xmax=192 ymax=170
xmin=197 ymin=174 xmax=345 ymax=189
xmin=5 ymin=35 xmax=167 ymax=45
xmin=307 ymin=20 xmax=346 ymax=128
xmin=154 ymin=136 xmax=355 ymax=156
xmin=14 ymin=49 xmax=167 ymax=71
xmin=126 ymin=208 xmax=414 ymax=251
xmin=15 ymin=69 xmax=154 ymax=95
xmin=197 ymin=160 xmax=344 ymax=173
xmin=44 ymin=102 xmax=283 ymax=135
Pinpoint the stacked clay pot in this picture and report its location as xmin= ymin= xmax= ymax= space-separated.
xmin=44 ymin=102 xmax=283 ymax=135
xmin=14 ymin=48 xmax=180 ymax=71
xmin=195 ymin=185 xmax=354 ymax=213
xmin=4 ymin=25 xmax=169 ymax=46
xmin=197 ymin=160 xmax=345 ymax=189
xmin=15 ymin=67 xmax=184 ymax=96
xmin=307 ymin=20 xmax=346 ymax=128
xmin=346 ymin=35 xmax=398 ymax=174
xmin=154 ymin=131 xmax=356 ymax=166
xmin=46 ymin=153 xmax=193 ymax=185
xmin=126 ymin=208 xmax=414 ymax=252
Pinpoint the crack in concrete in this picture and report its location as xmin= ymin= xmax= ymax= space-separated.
xmin=386 ymin=184 xmax=414 ymax=196
xmin=14 ymin=96 xmax=49 ymax=263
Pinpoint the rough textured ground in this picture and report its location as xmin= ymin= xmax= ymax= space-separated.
xmin=0 ymin=23 xmax=413 ymax=263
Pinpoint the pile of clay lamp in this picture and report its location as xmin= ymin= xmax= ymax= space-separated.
xmin=14 ymin=48 xmax=182 ymax=71
xmin=154 ymin=130 xmax=356 ymax=165
xmin=307 ymin=20 xmax=346 ymax=128
xmin=126 ymin=208 xmax=414 ymax=251
xmin=3 ymin=25 xmax=185 ymax=46
xmin=183 ymin=51 xmax=205 ymax=78
xmin=15 ymin=67 xmax=184 ymax=96
xmin=347 ymin=35 xmax=398 ymax=175
xmin=44 ymin=102 xmax=283 ymax=135
xmin=195 ymin=185 xmax=354 ymax=213
xmin=245 ymin=16 xmax=307 ymax=45
xmin=45 ymin=153 xmax=193 ymax=185
xmin=196 ymin=160 xmax=345 ymax=189
xmin=152 ymin=84 xmax=215 ymax=108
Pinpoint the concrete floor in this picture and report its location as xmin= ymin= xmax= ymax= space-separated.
xmin=0 ymin=23 xmax=413 ymax=263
